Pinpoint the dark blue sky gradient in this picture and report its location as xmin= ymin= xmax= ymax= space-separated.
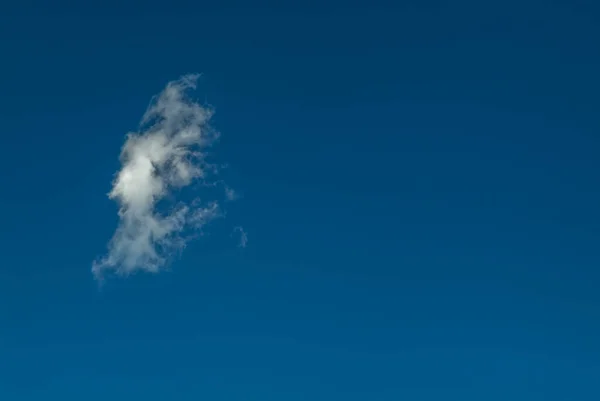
xmin=1 ymin=1 xmax=599 ymax=399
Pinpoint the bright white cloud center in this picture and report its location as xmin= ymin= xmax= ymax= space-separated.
xmin=92 ymin=74 xmax=225 ymax=279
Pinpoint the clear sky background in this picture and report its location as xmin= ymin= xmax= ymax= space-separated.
xmin=1 ymin=0 xmax=600 ymax=399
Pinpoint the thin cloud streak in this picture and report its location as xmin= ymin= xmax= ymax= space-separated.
xmin=234 ymin=226 xmax=248 ymax=248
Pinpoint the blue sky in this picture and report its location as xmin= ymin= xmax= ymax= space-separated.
xmin=1 ymin=0 xmax=600 ymax=399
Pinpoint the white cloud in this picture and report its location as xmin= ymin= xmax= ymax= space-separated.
xmin=92 ymin=74 xmax=229 ymax=280
xmin=224 ymin=185 xmax=239 ymax=201
xmin=234 ymin=226 xmax=248 ymax=248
